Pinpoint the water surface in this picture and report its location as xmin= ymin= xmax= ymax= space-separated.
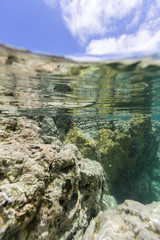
xmin=1 ymin=59 xmax=160 ymax=119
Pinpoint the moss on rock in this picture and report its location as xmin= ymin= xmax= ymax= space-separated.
xmin=95 ymin=128 xmax=132 ymax=182
xmin=64 ymin=126 xmax=99 ymax=161
xmin=64 ymin=116 xmax=160 ymax=202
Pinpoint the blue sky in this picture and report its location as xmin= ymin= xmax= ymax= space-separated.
xmin=0 ymin=0 xmax=160 ymax=59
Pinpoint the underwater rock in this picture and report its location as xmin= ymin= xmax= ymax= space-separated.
xmin=38 ymin=116 xmax=58 ymax=136
xmin=64 ymin=126 xmax=99 ymax=161
xmin=64 ymin=116 xmax=160 ymax=203
xmin=150 ymin=157 xmax=160 ymax=202
xmin=83 ymin=200 xmax=160 ymax=240
xmin=32 ymin=115 xmax=72 ymax=140
xmin=0 ymin=117 xmax=106 ymax=240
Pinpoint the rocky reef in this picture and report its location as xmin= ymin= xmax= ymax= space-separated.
xmin=64 ymin=116 xmax=160 ymax=203
xmin=1 ymin=44 xmax=160 ymax=239
xmin=84 ymin=200 xmax=160 ymax=240
xmin=1 ymin=116 xmax=160 ymax=240
xmin=0 ymin=116 xmax=108 ymax=240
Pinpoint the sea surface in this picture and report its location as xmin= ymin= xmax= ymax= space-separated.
xmin=1 ymin=57 xmax=160 ymax=120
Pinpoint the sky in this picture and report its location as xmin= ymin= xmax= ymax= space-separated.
xmin=0 ymin=0 xmax=160 ymax=59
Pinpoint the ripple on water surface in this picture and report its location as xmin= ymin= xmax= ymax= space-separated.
xmin=1 ymin=56 xmax=160 ymax=120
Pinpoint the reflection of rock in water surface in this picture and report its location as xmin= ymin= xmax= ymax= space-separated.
xmin=0 ymin=44 xmax=159 ymax=117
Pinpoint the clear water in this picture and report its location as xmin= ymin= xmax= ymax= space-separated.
xmin=1 ymin=55 xmax=160 ymax=204
xmin=1 ymin=60 xmax=160 ymax=119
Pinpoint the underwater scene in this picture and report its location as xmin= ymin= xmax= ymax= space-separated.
xmin=1 ymin=44 xmax=160 ymax=239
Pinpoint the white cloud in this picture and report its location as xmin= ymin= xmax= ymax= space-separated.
xmin=44 ymin=0 xmax=57 ymax=9
xmin=126 ymin=8 xmax=141 ymax=30
xmin=86 ymin=30 xmax=160 ymax=55
xmin=44 ymin=0 xmax=160 ymax=56
xmin=66 ymin=55 xmax=105 ymax=62
xmin=85 ymin=0 xmax=160 ymax=55
xmin=60 ymin=0 xmax=143 ymax=42
xmin=140 ymin=3 xmax=160 ymax=32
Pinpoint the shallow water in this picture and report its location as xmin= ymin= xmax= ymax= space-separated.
xmin=1 ymin=53 xmax=160 ymax=205
xmin=2 ymin=44 xmax=160 ymax=239
xmin=1 ymin=59 xmax=160 ymax=119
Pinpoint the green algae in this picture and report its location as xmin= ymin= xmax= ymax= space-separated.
xmin=64 ymin=126 xmax=99 ymax=161
xmin=95 ymin=128 xmax=132 ymax=182
xmin=64 ymin=116 xmax=159 ymax=203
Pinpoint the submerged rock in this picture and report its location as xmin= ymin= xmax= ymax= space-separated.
xmin=0 ymin=117 xmax=106 ymax=240
xmin=64 ymin=116 xmax=160 ymax=203
xmin=83 ymin=200 xmax=160 ymax=240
